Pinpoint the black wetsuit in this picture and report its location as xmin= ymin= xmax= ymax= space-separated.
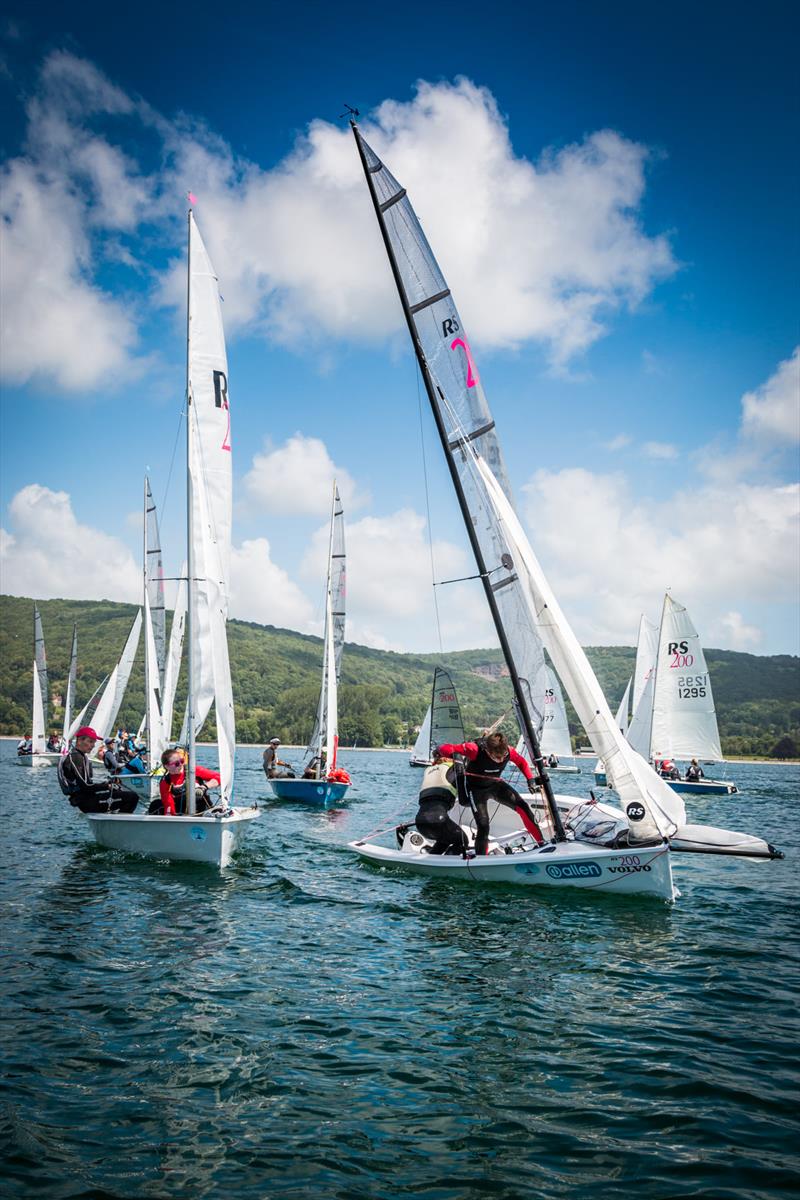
xmin=60 ymin=747 xmax=138 ymax=814
xmin=440 ymin=739 xmax=543 ymax=856
xmin=414 ymin=762 xmax=468 ymax=855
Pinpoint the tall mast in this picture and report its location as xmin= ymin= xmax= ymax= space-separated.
xmin=319 ymin=481 xmax=336 ymax=767
xmin=351 ymin=122 xmax=564 ymax=839
xmin=185 ymin=209 xmax=196 ymax=813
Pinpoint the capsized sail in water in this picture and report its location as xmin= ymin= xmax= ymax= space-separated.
xmin=346 ymin=120 xmax=782 ymax=896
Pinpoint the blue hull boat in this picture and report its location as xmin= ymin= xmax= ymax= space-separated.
xmin=269 ymin=778 xmax=350 ymax=804
xmin=594 ymin=771 xmax=737 ymax=796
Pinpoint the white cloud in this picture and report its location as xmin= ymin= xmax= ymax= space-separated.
xmin=0 ymin=484 xmax=140 ymax=601
xmin=229 ymin=537 xmax=316 ymax=631
xmin=301 ymin=506 xmax=493 ymax=651
xmin=521 ymin=466 xmax=799 ymax=647
xmin=604 ymin=433 xmax=632 ymax=451
xmin=242 ymin=434 xmax=362 ymax=516
xmin=643 ymin=441 xmax=678 ymax=459
xmin=741 ymin=346 xmax=800 ymax=443
xmin=714 ymin=611 xmax=763 ymax=650
xmin=2 ymin=53 xmax=676 ymax=394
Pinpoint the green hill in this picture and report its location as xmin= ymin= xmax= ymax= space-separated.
xmin=1 ymin=595 xmax=798 ymax=757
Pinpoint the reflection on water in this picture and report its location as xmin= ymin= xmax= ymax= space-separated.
xmin=1 ymin=747 xmax=798 ymax=1199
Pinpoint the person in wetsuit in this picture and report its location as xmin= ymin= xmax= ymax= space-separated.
xmin=58 ymin=727 xmax=138 ymax=813
xmin=414 ymin=748 xmax=468 ymax=855
xmin=263 ymin=738 xmax=295 ymax=779
xmin=685 ymin=758 xmax=705 ymax=782
xmin=437 ymin=732 xmax=544 ymax=855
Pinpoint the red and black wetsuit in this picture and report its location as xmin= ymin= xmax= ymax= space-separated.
xmin=159 ymin=766 xmax=221 ymax=815
xmin=437 ymin=739 xmax=543 ymax=854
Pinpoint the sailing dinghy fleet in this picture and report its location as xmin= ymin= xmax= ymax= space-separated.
xmin=16 ymin=119 xmax=781 ymax=894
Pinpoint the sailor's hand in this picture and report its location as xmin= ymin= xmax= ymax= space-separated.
xmin=526 ymin=777 xmax=537 ymax=794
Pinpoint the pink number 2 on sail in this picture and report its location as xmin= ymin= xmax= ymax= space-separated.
xmin=450 ymin=337 xmax=480 ymax=389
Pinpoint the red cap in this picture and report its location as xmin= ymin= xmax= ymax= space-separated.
xmin=75 ymin=726 xmax=99 ymax=740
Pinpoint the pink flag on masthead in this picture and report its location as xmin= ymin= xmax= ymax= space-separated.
xmin=188 ymin=192 xmax=198 ymax=205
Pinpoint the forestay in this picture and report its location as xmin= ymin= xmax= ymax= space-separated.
xmin=475 ymin=455 xmax=686 ymax=842
xmin=651 ymin=593 xmax=723 ymax=762
xmin=430 ymin=667 xmax=465 ymax=752
xmin=187 ymin=212 xmax=235 ymax=801
xmin=353 ymin=128 xmax=546 ymax=734
xmin=92 ymin=612 xmax=143 ymax=741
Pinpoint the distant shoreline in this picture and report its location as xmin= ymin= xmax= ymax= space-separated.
xmin=2 ymin=735 xmax=796 ymax=764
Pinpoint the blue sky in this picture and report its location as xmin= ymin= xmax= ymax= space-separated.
xmin=1 ymin=0 xmax=798 ymax=655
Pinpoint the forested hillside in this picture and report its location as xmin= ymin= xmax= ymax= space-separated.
xmin=1 ymin=596 xmax=798 ymax=757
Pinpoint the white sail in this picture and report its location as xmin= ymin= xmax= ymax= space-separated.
xmin=32 ymin=660 xmax=46 ymax=754
xmin=143 ymin=589 xmax=167 ymax=766
xmin=305 ymin=483 xmax=347 ymax=772
xmin=615 ymin=677 xmax=632 ymax=737
xmin=626 ymin=667 xmax=655 ymax=759
xmin=62 ymin=624 xmax=78 ymax=743
xmin=187 ymin=213 xmax=235 ymax=800
xmin=632 ymin=615 xmax=659 ymax=716
xmin=537 ymin=665 xmax=573 ymax=761
xmin=92 ymin=612 xmax=143 ymax=742
xmin=145 ymin=476 xmax=167 ymax=686
xmin=34 ymin=604 xmax=48 ymax=718
xmin=323 ymin=595 xmax=339 ymax=769
xmin=68 ymin=675 xmax=108 ymax=742
xmin=162 ymin=567 xmax=186 ymax=744
xmin=411 ymin=704 xmax=432 ymax=762
xmin=650 ymin=593 xmax=723 ymax=762
xmin=430 ymin=666 xmax=465 ymax=752
xmin=475 ymin=455 xmax=685 ymax=841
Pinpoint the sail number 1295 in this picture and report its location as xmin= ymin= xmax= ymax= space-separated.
xmin=677 ymin=674 xmax=708 ymax=698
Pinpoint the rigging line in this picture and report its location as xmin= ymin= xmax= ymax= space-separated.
xmin=416 ymin=359 xmax=444 ymax=656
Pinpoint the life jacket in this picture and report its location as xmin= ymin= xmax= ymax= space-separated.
xmin=469 ymin=739 xmax=510 ymax=787
xmin=168 ymin=779 xmax=212 ymax=815
xmin=327 ymin=767 xmax=351 ymax=784
xmin=57 ymin=749 xmax=89 ymax=797
xmin=419 ymin=759 xmax=458 ymax=804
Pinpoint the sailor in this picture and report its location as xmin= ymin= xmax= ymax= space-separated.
xmin=156 ymin=749 xmax=220 ymax=815
xmin=414 ymin=748 xmax=468 ymax=855
xmin=685 ymin=758 xmax=705 ymax=782
xmin=659 ymin=759 xmax=680 ymax=780
xmin=102 ymin=737 xmax=123 ymax=774
xmin=17 ymin=734 xmax=32 ymax=756
xmin=47 ymin=732 xmax=61 ymax=752
xmin=437 ymin=732 xmax=544 ymax=855
xmin=263 ymin=738 xmax=295 ymax=779
xmin=547 ymin=753 xmax=559 ymax=768
xmin=57 ymin=726 xmax=138 ymax=813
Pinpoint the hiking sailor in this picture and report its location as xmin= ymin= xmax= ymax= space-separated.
xmin=414 ymin=747 xmax=468 ymax=855
xmin=57 ymin=726 xmax=138 ymax=813
xmin=263 ymin=738 xmax=294 ymax=779
xmin=437 ymin=732 xmax=544 ymax=855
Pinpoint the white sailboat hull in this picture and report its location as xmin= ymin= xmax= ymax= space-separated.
xmin=349 ymin=836 xmax=675 ymax=900
xmin=85 ymin=807 xmax=260 ymax=867
xmin=17 ymin=752 xmax=62 ymax=767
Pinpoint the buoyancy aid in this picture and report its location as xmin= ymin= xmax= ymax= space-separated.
xmin=419 ymin=759 xmax=458 ymax=804
xmin=469 ymin=739 xmax=510 ymax=786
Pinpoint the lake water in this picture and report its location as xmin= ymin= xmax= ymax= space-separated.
xmin=2 ymin=747 xmax=798 ymax=1199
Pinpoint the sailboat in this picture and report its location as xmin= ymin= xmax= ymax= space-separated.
xmin=409 ymin=667 xmax=465 ymax=767
xmin=18 ymin=604 xmax=51 ymax=767
xmin=595 ymin=594 xmax=738 ymax=796
xmin=85 ymin=209 xmax=259 ymax=867
xmin=532 ymin=665 xmax=580 ymax=773
xmin=346 ymin=122 xmax=782 ymax=896
xmin=270 ymin=484 xmax=351 ymax=804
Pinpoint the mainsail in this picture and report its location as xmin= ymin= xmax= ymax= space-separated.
xmin=31 ymin=661 xmax=46 ymax=754
xmin=430 ymin=667 xmax=465 ymax=752
xmin=650 ymin=593 xmax=723 ymax=762
xmin=536 ymin=665 xmax=573 ymax=761
xmin=306 ymin=484 xmax=346 ymax=771
xmin=145 ymin=476 xmax=166 ymax=687
xmin=186 ymin=211 xmax=235 ymax=802
xmin=34 ymin=604 xmax=48 ymax=718
xmin=615 ymin=677 xmax=632 ymax=737
xmin=352 ymin=124 xmax=558 ymax=830
xmin=91 ymin=612 xmax=143 ymax=741
xmin=62 ymin=624 xmax=78 ymax=743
